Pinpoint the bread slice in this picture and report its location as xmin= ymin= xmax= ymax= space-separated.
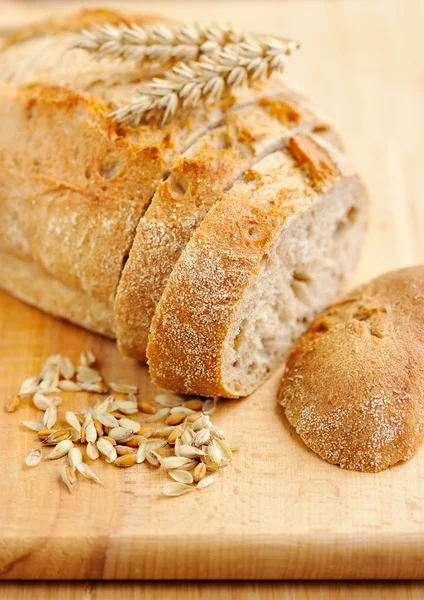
xmin=0 ymin=10 xmax=292 ymax=334
xmin=115 ymin=93 xmax=340 ymax=360
xmin=147 ymin=134 xmax=368 ymax=397
xmin=279 ymin=266 xmax=424 ymax=472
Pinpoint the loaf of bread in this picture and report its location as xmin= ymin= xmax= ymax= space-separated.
xmin=0 ymin=9 xmax=368 ymax=398
xmin=280 ymin=266 xmax=424 ymax=472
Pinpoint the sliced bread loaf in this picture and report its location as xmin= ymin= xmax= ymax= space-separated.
xmin=115 ymin=91 xmax=340 ymax=360
xmin=0 ymin=10 xmax=291 ymax=334
xmin=147 ymin=134 xmax=368 ymax=397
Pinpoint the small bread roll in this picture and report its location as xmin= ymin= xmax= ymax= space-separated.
xmin=279 ymin=265 xmax=424 ymax=472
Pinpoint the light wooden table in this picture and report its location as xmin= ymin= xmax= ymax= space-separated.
xmin=1 ymin=0 xmax=423 ymax=597
xmin=2 ymin=581 xmax=424 ymax=599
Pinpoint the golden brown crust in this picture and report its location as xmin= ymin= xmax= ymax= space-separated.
xmin=279 ymin=265 xmax=424 ymax=472
xmin=147 ymin=135 xmax=367 ymax=396
xmin=115 ymin=91 xmax=338 ymax=361
xmin=288 ymin=134 xmax=342 ymax=191
xmin=0 ymin=250 xmax=114 ymax=337
xmin=0 ymin=10 xmax=294 ymax=332
xmin=0 ymin=85 xmax=170 ymax=308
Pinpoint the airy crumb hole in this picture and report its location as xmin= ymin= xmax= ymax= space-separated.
xmin=167 ymin=174 xmax=189 ymax=198
xmin=98 ymin=152 xmax=124 ymax=180
xmin=335 ymin=205 xmax=359 ymax=235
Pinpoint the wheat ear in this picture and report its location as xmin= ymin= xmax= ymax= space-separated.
xmin=111 ymin=36 xmax=299 ymax=125
xmin=72 ymin=22 xmax=246 ymax=65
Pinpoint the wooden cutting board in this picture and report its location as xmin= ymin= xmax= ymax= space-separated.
xmin=1 ymin=0 xmax=423 ymax=581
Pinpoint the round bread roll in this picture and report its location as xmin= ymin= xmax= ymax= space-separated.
xmin=279 ymin=265 xmax=424 ymax=472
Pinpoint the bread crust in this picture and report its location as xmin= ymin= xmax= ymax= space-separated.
xmin=147 ymin=134 xmax=367 ymax=396
xmin=279 ymin=265 xmax=424 ymax=472
xmin=0 ymin=10 xmax=295 ymax=332
xmin=0 ymin=250 xmax=114 ymax=336
xmin=115 ymin=90 xmax=339 ymax=360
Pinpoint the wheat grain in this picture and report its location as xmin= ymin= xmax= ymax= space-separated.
xmin=60 ymin=463 xmax=77 ymax=494
xmin=33 ymin=392 xmax=54 ymax=411
xmin=77 ymin=462 xmax=103 ymax=485
xmin=110 ymin=35 xmax=298 ymax=125
xmin=146 ymin=407 xmax=170 ymax=422
xmin=183 ymin=399 xmax=203 ymax=411
xmin=77 ymin=365 xmax=102 ymax=384
xmin=196 ymin=472 xmax=219 ymax=489
xmin=12 ymin=350 xmax=243 ymax=498
xmin=59 ymin=356 xmax=75 ymax=380
xmin=19 ymin=376 xmax=39 ymax=397
xmin=43 ymin=406 xmax=57 ymax=429
xmin=192 ymin=428 xmax=211 ymax=447
xmin=68 ymin=447 xmax=83 ymax=470
xmin=193 ymin=462 xmax=207 ymax=482
xmin=116 ymin=445 xmax=134 ymax=456
xmin=115 ymin=454 xmax=137 ymax=468
xmin=138 ymin=401 xmax=157 ymax=415
xmin=146 ymin=438 xmax=167 ymax=452
xmin=112 ymin=400 xmax=138 ymax=415
xmin=25 ymin=448 xmax=42 ymax=467
xmin=96 ymin=437 xmax=117 ymax=463
xmin=64 ymin=411 xmax=81 ymax=433
xmin=160 ymin=456 xmax=191 ymax=470
xmin=5 ymin=395 xmax=21 ymax=413
xmin=136 ymin=440 xmax=147 ymax=464
xmin=108 ymin=427 xmax=134 ymax=442
xmin=169 ymin=469 xmax=194 ymax=484
xmin=97 ymin=412 xmax=119 ymax=428
xmin=109 ymin=382 xmax=138 ymax=394
xmin=86 ymin=442 xmax=100 ymax=461
xmin=72 ymin=22 xmax=245 ymax=65
xmin=185 ymin=412 xmax=203 ymax=424
xmin=118 ymin=418 xmax=141 ymax=433
xmin=58 ymin=380 xmax=80 ymax=391
xmin=161 ymin=482 xmax=194 ymax=497
xmin=167 ymin=426 xmax=183 ymax=445
xmin=166 ymin=412 xmax=186 ymax=426
xmin=155 ymin=393 xmax=183 ymax=408
xmin=178 ymin=445 xmax=205 ymax=459
xmin=202 ymin=397 xmax=218 ymax=415
xmin=46 ymin=440 xmax=74 ymax=460
xmin=146 ymin=450 xmax=161 ymax=467
xmin=22 ymin=420 xmax=43 ymax=432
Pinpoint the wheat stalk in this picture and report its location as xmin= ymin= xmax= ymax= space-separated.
xmin=110 ymin=36 xmax=299 ymax=125
xmin=73 ymin=22 xmax=246 ymax=65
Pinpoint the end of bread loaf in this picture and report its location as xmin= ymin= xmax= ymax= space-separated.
xmin=147 ymin=135 xmax=368 ymax=398
xmin=279 ymin=266 xmax=424 ymax=472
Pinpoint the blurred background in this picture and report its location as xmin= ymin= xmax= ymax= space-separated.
xmin=1 ymin=0 xmax=422 ymax=279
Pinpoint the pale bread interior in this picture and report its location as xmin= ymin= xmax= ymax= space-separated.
xmin=222 ymin=179 xmax=366 ymax=396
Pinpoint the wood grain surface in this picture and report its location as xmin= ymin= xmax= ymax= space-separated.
xmin=3 ymin=581 xmax=424 ymax=599
xmin=1 ymin=0 xmax=423 ymax=585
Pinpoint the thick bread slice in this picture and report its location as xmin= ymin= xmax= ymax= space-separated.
xmin=0 ymin=10 xmax=291 ymax=334
xmin=147 ymin=134 xmax=368 ymax=398
xmin=279 ymin=266 xmax=424 ymax=472
xmin=115 ymin=93 xmax=340 ymax=360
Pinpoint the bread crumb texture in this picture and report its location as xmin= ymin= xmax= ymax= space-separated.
xmin=148 ymin=136 xmax=367 ymax=397
xmin=280 ymin=265 xmax=424 ymax=472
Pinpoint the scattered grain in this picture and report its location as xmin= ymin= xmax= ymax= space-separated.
xmin=25 ymin=448 xmax=42 ymax=467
